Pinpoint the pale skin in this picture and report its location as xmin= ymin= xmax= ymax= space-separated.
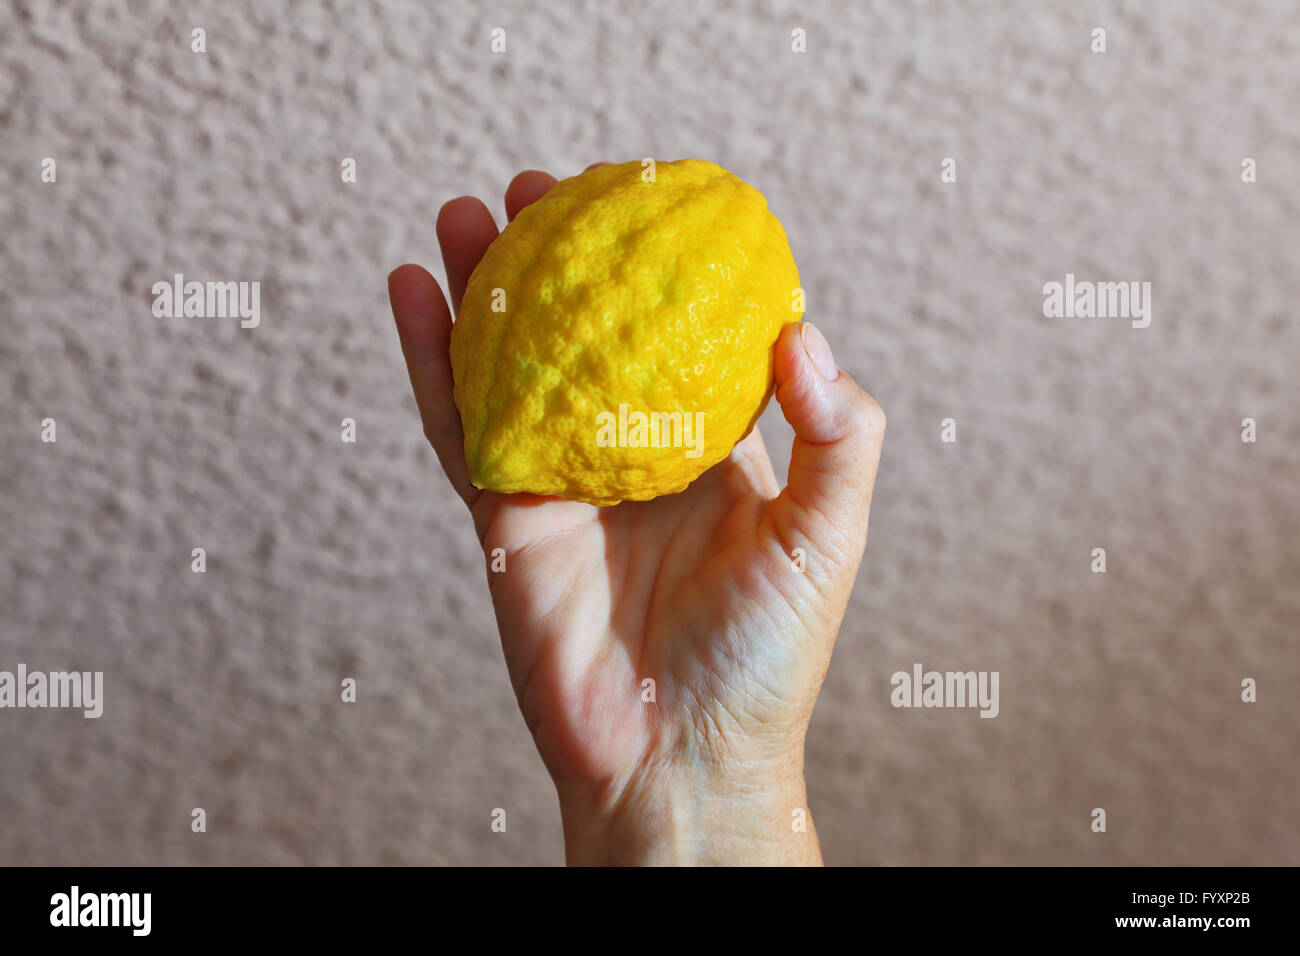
xmin=388 ymin=165 xmax=886 ymax=865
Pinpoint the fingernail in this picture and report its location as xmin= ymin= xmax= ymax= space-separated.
xmin=800 ymin=322 xmax=838 ymax=381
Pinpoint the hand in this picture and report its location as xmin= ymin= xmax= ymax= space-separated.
xmin=389 ymin=167 xmax=886 ymax=865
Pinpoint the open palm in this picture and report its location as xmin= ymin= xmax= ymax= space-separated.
xmin=389 ymin=168 xmax=885 ymax=862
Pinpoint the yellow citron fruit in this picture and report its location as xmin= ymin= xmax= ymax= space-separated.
xmin=450 ymin=159 xmax=802 ymax=506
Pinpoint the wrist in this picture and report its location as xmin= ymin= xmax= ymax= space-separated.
xmin=556 ymin=755 xmax=822 ymax=866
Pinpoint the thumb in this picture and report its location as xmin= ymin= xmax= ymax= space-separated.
xmin=767 ymin=322 xmax=886 ymax=566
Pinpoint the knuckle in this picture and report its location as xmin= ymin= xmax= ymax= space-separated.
xmin=839 ymin=377 xmax=886 ymax=440
xmin=860 ymin=392 xmax=886 ymax=436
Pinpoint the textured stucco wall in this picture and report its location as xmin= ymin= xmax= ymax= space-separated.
xmin=1 ymin=0 xmax=1297 ymax=865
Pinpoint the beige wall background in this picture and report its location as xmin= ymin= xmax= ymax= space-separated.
xmin=1 ymin=0 xmax=1297 ymax=865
